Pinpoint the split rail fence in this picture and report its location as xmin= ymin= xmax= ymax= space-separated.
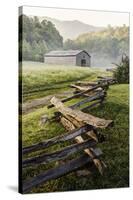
xmin=22 ymin=76 xmax=116 ymax=193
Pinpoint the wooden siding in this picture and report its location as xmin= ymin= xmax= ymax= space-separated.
xmin=76 ymin=51 xmax=91 ymax=67
xmin=44 ymin=56 xmax=76 ymax=65
xmin=44 ymin=51 xmax=91 ymax=67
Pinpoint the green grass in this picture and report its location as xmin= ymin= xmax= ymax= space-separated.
xmin=21 ymin=61 xmax=111 ymax=101
xmin=21 ymin=62 xmax=129 ymax=193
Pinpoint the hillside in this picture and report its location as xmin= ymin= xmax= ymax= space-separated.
xmin=31 ymin=16 xmax=104 ymax=40
xmin=19 ymin=15 xmax=63 ymax=62
xmin=20 ymin=15 xmax=129 ymax=68
xmin=64 ymin=25 xmax=129 ymax=67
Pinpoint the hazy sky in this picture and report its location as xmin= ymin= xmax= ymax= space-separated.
xmin=22 ymin=6 xmax=129 ymax=27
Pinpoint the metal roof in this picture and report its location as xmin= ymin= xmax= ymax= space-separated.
xmin=45 ymin=50 xmax=90 ymax=57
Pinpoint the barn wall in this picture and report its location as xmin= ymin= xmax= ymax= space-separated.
xmin=44 ymin=56 xmax=76 ymax=65
xmin=76 ymin=52 xmax=91 ymax=67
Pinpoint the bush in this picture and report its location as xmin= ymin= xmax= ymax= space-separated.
xmin=113 ymin=54 xmax=129 ymax=83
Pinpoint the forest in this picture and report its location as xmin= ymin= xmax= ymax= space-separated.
xmin=19 ymin=15 xmax=63 ymax=61
xmin=19 ymin=15 xmax=129 ymax=67
xmin=64 ymin=25 xmax=129 ymax=66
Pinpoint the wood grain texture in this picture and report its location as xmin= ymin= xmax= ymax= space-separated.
xmin=81 ymin=99 xmax=102 ymax=112
xmin=23 ymin=139 xmax=97 ymax=167
xmin=47 ymin=84 xmax=103 ymax=109
xmin=23 ymin=125 xmax=92 ymax=154
xmin=50 ymin=97 xmax=113 ymax=128
xmin=23 ymin=148 xmax=102 ymax=193
xmin=69 ymin=91 xmax=105 ymax=109
xmin=60 ymin=116 xmax=104 ymax=174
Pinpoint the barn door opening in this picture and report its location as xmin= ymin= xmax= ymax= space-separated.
xmin=81 ymin=59 xmax=86 ymax=66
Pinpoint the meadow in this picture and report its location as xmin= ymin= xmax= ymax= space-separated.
xmin=21 ymin=61 xmax=129 ymax=193
xmin=22 ymin=61 xmax=110 ymax=101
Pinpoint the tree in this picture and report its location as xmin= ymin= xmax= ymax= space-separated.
xmin=19 ymin=15 xmax=63 ymax=62
xmin=64 ymin=39 xmax=76 ymax=50
xmin=113 ymin=54 xmax=129 ymax=83
xmin=22 ymin=39 xmax=32 ymax=60
xmin=63 ymin=26 xmax=129 ymax=67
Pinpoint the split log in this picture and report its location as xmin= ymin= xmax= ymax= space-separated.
xmin=69 ymin=91 xmax=105 ymax=109
xmin=81 ymin=99 xmax=103 ymax=112
xmin=23 ymin=139 xmax=97 ymax=168
xmin=97 ymin=76 xmax=116 ymax=85
xmin=70 ymin=84 xmax=103 ymax=96
xmin=60 ymin=116 xmax=104 ymax=174
xmin=74 ymin=135 xmax=103 ymax=174
xmin=60 ymin=116 xmax=75 ymax=130
xmin=23 ymin=125 xmax=93 ymax=154
xmin=75 ymin=81 xmax=98 ymax=86
xmin=23 ymin=148 xmax=102 ymax=193
xmin=64 ymin=115 xmax=85 ymax=128
xmin=47 ymin=84 xmax=104 ymax=109
xmin=50 ymin=97 xmax=113 ymax=129
xmin=62 ymin=115 xmax=98 ymax=142
xmin=86 ymin=130 xmax=98 ymax=142
xmin=70 ymin=84 xmax=92 ymax=91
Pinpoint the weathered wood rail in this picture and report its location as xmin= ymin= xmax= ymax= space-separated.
xmin=97 ymin=76 xmax=117 ymax=84
xmin=47 ymin=77 xmax=112 ymax=110
xmin=23 ymin=139 xmax=97 ymax=168
xmin=23 ymin=125 xmax=93 ymax=154
xmin=22 ymin=119 xmax=103 ymax=193
xmin=23 ymin=149 xmax=102 ymax=193
xmin=48 ymin=76 xmax=116 ymax=122
xmin=47 ymin=83 xmax=105 ymax=109
xmin=22 ymin=77 xmax=115 ymax=193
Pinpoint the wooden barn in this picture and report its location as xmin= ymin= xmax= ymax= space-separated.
xmin=44 ymin=50 xmax=91 ymax=67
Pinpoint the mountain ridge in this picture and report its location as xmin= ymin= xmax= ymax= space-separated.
xmin=29 ymin=15 xmax=105 ymax=40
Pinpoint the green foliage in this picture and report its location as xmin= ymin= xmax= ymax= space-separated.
xmin=19 ymin=15 xmax=129 ymax=67
xmin=64 ymin=26 xmax=129 ymax=67
xmin=19 ymin=15 xmax=63 ymax=62
xmin=63 ymin=39 xmax=77 ymax=50
xmin=113 ymin=54 xmax=129 ymax=83
xmin=22 ymin=39 xmax=32 ymax=60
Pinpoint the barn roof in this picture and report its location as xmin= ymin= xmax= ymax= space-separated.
xmin=45 ymin=50 xmax=90 ymax=57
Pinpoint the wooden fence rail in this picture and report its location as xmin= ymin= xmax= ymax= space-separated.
xmin=23 ymin=148 xmax=102 ymax=193
xmin=23 ymin=125 xmax=92 ymax=155
xmin=47 ymin=83 xmax=105 ymax=109
xmin=22 ymin=77 xmax=115 ymax=193
xmin=23 ymin=139 xmax=97 ymax=168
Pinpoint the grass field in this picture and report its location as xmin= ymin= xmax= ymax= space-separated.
xmin=21 ymin=61 xmax=111 ymax=101
xmin=21 ymin=61 xmax=129 ymax=193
